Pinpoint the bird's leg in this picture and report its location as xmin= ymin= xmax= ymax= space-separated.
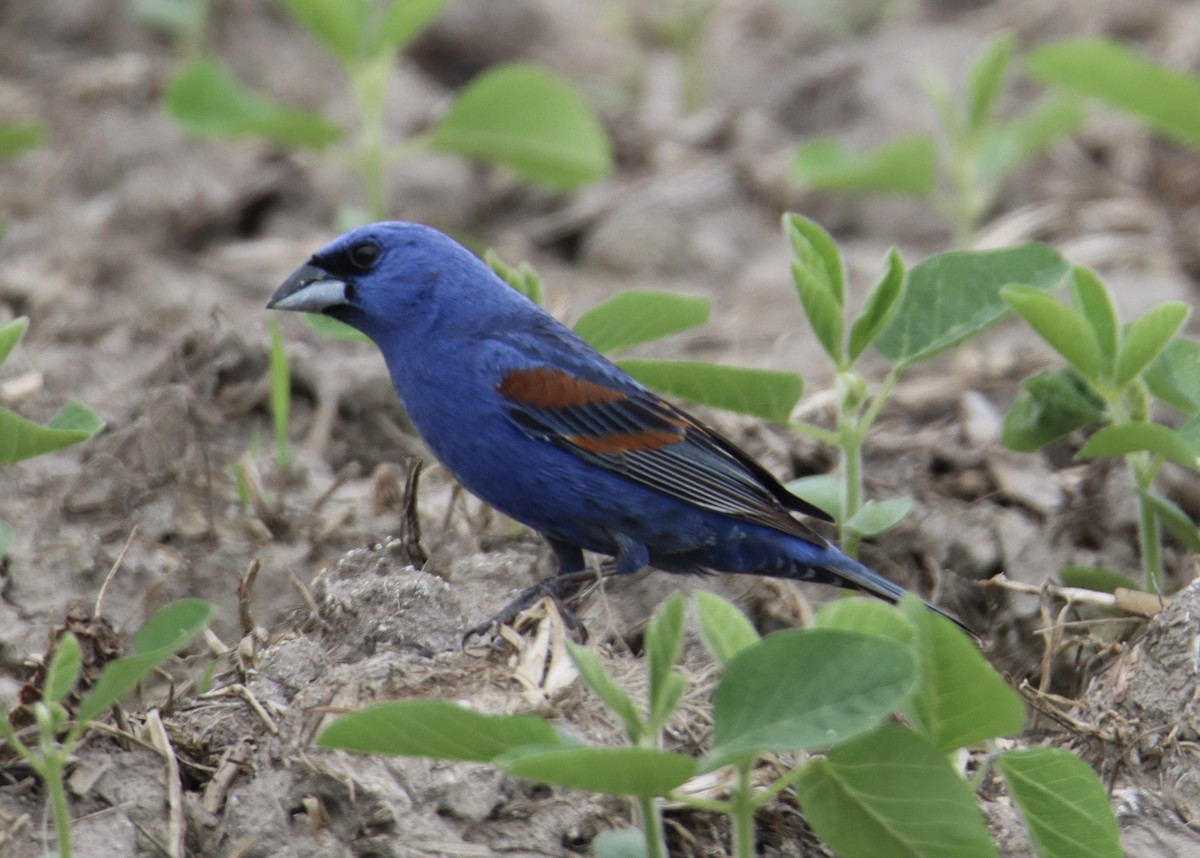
xmin=611 ymin=532 xmax=650 ymax=575
xmin=462 ymin=538 xmax=600 ymax=644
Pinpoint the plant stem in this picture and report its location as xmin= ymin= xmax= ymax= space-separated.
xmin=837 ymin=367 xmax=900 ymax=555
xmin=839 ymin=426 xmax=863 ymax=557
xmin=789 ymin=419 xmax=840 ymax=447
xmin=352 ymin=56 xmax=391 ymax=221
xmin=730 ymin=761 xmax=755 ymax=858
xmin=638 ymin=795 xmax=667 ymax=858
xmin=46 ymin=759 xmax=72 ymax=858
xmin=1132 ymin=453 xmax=1164 ymax=594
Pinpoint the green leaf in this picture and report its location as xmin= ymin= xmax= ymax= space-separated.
xmin=707 ymin=628 xmax=917 ymax=769
xmin=791 ymin=261 xmax=845 ymax=364
xmin=783 ymin=213 xmax=845 ymax=307
xmin=269 ymin=319 xmax=291 ymax=467
xmin=305 ymin=313 xmax=370 ymax=341
xmin=693 ymin=591 xmax=760 ymax=666
xmin=430 ymin=63 xmax=612 ymax=189
xmin=284 ymin=0 xmax=368 ymax=65
xmin=1002 ymin=285 xmax=1102 ymax=380
xmin=1002 ymin=368 xmax=1106 ymax=452
xmin=796 ymin=725 xmax=998 ymax=858
xmin=495 ymin=745 xmax=696 ymax=798
xmin=0 ymin=316 xmax=29 ymax=367
xmin=317 ymin=699 xmax=562 ymax=760
xmin=785 ymin=474 xmax=843 ymax=522
xmin=165 ymin=59 xmax=344 ymax=148
xmin=1179 ymin=410 xmax=1200 ymax=455
xmin=0 ymin=123 xmax=46 ymax=160
xmin=966 ymin=32 xmax=1014 ymax=136
xmin=1058 ymin=565 xmax=1140 ymax=595
xmin=617 ymin=359 xmax=803 ymax=424
xmin=998 ymin=747 xmax=1123 ymax=858
xmin=0 ymin=402 xmax=104 ymax=466
xmin=644 ymin=594 xmax=685 ymax=726
xmin=48 ymin=402 xmax=106 ymax=435
xmin=924 ymin=74 xmax=962 ymax=144
xmin=1141 ymin=491 xmax=1200 ymax=552
xmin=1030 ymin=38 xmax=1200 ymax=149
xmin=1078 ymin=422 xmax=1199 ymax=469
xmin=847 ymin=250 xmax=906 ymax=364
xmin=792 ymin=136 xmax=936 ymax=197
xmin=1115 ymin=302 xmax=1191 ymax=389
xmin=812 ymin=598 xmax=916 ymax=646
xmin=567 ymin=643 xmax=643 ymax=738
xmin=572 ymin=290 xmax=709 ymax=354
xmin=131 ymin=597 xmax=211 ymax=654
xmin=484 ymin=249 xmax=543 ymax=304
xmin=978 ymin=93 xmax=1086 ymax=182
xmin=875 ymin=243 xmax=1069 ymax=367
xmin=78 ymin=599 xmax=212 ymax=725
xmin=845 ymin=497 xmax=912 ymax=537
xmin=900 ymin=595 xmax=1024 ymax=752
xmin=44 ymin=633 xmax=82 ymax=706
xmin=371 ymin=0 xmax=447 ymax=57
xmin=592 ymin=829 xmax=648 ymax=858
xmin=1146 ymin=338 xmax=1200 ymax=413
xmin=1069 ymin=267 xmax=1119 ymax=378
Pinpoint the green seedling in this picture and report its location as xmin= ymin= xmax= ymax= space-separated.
xmin=1 ymin=317 xmax=105 ymax=554
xmin=783 ymin=213 xmax=1069 ymax=554
xmin=0 ymin=122 xmax=45 ymax=160
xmin=0 ymin=600 xmax=213 ymax=858
xmin=1001 ymin=267 xmax=1199 ymax=593
xmin=0 ymin=121 xmax=47 ymax=238
xmin=165 ymin=0 xmax=612 ymax=222
xmin=268 ymin=317 xmax=292 ymax=473
xmin=320 ymin=589 xmax=1116 ymax=858
xmin=1030 ymin=37 xmax=1200 ymax=151
xmin=793 ymin=32 xmax=1085 ymax=246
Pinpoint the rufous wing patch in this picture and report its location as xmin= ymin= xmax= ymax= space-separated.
xmin=499 ymin=367 xmax=625 ymax=408
xmin=566 ymin=429 xmax=681 ymax=454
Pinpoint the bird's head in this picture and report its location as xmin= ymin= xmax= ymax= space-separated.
xmin=267 ymin=221 xmax=526 ymax=344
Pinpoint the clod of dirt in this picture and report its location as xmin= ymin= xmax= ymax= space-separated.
xmin=1074 ymin=579 xmax=1200 ymax=837
xmin=307 ymin=537 xmax=466 ymax=658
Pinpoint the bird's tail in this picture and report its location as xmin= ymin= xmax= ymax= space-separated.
xmin=817 ymin=551 xmax=971 ymax=633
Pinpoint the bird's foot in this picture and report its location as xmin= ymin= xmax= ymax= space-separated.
xmin=463 ymin=569 xmax=603 ymax=646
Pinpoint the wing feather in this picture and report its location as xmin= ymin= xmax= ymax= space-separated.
xmin=498 ymin=366 xmax=833 ymax=539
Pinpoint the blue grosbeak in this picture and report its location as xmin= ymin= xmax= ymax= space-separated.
xmin=268 ymin=222 xmax=961 ymax=629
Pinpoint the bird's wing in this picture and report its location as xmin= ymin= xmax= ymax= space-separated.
xmin=496 ymin=363 xmax=833 ymax=539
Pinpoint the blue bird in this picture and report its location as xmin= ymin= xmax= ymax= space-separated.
xmin=267 ymin=222 xmax=962 ymax=631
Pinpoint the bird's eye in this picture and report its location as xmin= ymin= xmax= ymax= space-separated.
xmin=348 ymin=242 xmax=381 ymax=271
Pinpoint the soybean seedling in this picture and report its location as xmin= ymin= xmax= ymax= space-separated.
xmin=0 ymin=317 xmax=104 ymax=554
xmin=165 ymin=0 xmax=612 ymax=223
xmin=1029 ymin=37 xmax=1200 ymax=153
xmin=793 ymin=32 xmax=1085 ymax=246
xmin=0 ymin=600 xmax=212 ymax=858
xmin=783 ymin=213 xmax=1069 ymax=555
xmin=1001 ymin=267 xmax=1199 ymax=594
xmin=319 ymin=589 xmax=1118 ymax=858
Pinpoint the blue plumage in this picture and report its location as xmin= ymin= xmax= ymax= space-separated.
xmin=267 ymin=222 xmax=958 ymax=625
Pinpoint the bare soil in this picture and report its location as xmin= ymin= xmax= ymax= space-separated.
xmin=2 ymin=0 xmax=1200 ymax=855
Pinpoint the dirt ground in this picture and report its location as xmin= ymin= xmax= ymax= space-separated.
xmin=2 ymin=0 xmax=1200 ymax=855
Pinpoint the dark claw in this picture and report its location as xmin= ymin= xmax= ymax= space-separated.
xmin=462 ymin=568 xmax=608 ymax=646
